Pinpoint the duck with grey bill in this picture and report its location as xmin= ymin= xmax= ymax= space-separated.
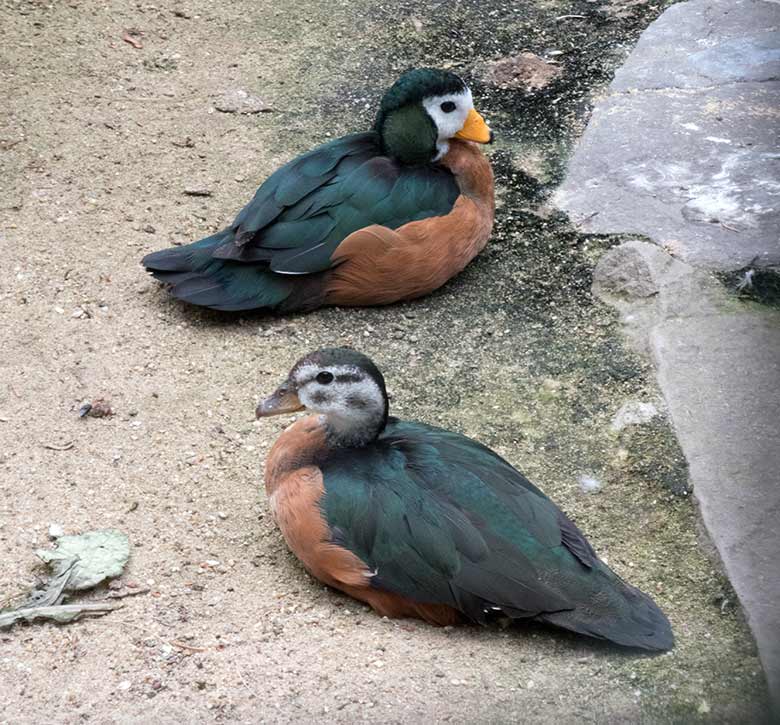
xmin=255 ymin=347 xmax=674 ymax=650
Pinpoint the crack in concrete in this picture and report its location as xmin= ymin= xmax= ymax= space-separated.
xmin=612 ymin=76 xmax=780 ymax=94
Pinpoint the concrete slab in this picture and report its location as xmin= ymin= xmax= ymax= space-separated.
xmin=554 ymin=0 xmax=780 ymax=270
xmin=651 ymin=314 xmax=780 ymax=707
xmin=611 ymin=1 xmax=780 ymax=90
xmin=554 ymin=0 xmax=780 ymax=710
xmin=592 ymin=239 xmax=724 ymax=351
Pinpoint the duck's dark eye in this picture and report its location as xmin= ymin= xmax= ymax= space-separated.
xmin=440 ymin=101 xmax=456 ymax=113
xmin=316 ymin=371 xmax=334 ymax=385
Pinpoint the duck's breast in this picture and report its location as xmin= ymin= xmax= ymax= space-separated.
xmin=323 ymin=141 xmax=494 ymax=306
xmin=265 ymin=418 xmax=461 ymax=624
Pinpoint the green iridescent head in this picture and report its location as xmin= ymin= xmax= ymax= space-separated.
xmin=374 ymin=68 xmax=492 ymax=165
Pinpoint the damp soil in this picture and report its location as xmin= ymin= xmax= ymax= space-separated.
xmin=0 ymin=0 xmax=772 ymax=722
xmin=718 ymin=266 xmax=780 ymax=309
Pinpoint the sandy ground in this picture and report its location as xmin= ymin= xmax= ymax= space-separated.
xmin=0 ymin=0 xmax=772 ymax=722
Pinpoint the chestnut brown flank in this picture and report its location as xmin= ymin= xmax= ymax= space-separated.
xmin=265 ymin=416 xmax=462 ymax=625
xmin=324 ymin=140 xmax=494 ymax=306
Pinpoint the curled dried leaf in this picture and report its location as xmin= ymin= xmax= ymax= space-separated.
xmin=122 ymin=30 xmax=143 ymax=49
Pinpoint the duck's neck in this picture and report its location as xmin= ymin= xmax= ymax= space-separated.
xmin=377 ymin=106 xmax=437 ymax=166
xmin=322 ymin=404 xmax=388 ymax=449
xmin=440 ymin=139 xmax=495 ymax=210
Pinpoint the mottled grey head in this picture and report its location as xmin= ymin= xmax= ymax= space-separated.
xmin=256 ymin=348 xmax=389 ymax=447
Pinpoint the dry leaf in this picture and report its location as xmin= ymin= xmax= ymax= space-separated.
xmin=122 ymin=30 xmax=143 ymax=49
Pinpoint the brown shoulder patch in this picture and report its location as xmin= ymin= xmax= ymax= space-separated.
xmin=269 ymin=464 xmax=372 ymax=589
xmin=265 ymin=415 xmax=327 ymax=494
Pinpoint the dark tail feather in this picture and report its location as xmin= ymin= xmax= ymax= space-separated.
xmin=142 ymin=230 xmax=231 ymax=272
xmin=538 ymin=563 xmax=674 ymax=652
xmin=142 ymin=231 xmax=296 ymax=311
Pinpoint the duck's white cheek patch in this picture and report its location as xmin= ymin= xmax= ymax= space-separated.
xmin=422 ymin=88 xmax=473 ymax=144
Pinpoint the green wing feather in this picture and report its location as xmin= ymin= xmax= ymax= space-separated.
xmin=320 ymin=418 xmax=674 ymax=651
xmin=142 ymin=132 xmax=460 ymax=310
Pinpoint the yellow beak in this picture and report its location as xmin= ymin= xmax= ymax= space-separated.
xmin=454 ymin=108 xmax=493 ymax=144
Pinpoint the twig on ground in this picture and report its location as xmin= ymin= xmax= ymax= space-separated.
xmin=0 ymin=602 xmax=122 ymax=630
xmin=169 ymin=640 xmax=208 ymax=653
xmin=107 ymin=587 xmax=151 ymax=600
xmin=42 ymin=441 xmax=74 ymax=451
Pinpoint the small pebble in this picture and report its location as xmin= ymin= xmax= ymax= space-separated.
xmin=610 ymin=401 xmax=659 ymax=432
xmin=578 ymin=474 xmax=602 ymax=494
xmin=215 ymin=89 xmax=272 ymax=114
